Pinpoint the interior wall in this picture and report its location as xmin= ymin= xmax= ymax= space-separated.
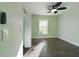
xmin=59 ymin=2 xmax=79 ymax=46
xmin=0 ymin=3 xmax=23 ymax=56
xmin=32 ymin=15 xmax=59 ymax=38
xmin=23 ymin=12 xmax=32 ymax=48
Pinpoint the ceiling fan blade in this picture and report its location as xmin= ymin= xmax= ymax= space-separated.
xmin=47 ymin=11 xmax=51 ymax=13
xmin=57 ymin=7 xmax=67 ymax=10
xmin=54 ymin=11 xmax=57 ymax=14
xmin=54 ymin=2 xmax=62 ymax=8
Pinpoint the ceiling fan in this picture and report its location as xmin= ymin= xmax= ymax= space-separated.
xmin=47 ymin=2 xmax=67 ymax=14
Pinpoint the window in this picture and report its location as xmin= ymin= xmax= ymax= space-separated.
xmin=39 ymin=20 xmax=48 ymax=34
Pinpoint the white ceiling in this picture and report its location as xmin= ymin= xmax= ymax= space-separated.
xmin=23 ymin=2 xmax=68 ymax=15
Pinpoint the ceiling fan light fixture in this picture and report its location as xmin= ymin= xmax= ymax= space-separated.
xmin=51 ymin=9 xmax=57 ymax=12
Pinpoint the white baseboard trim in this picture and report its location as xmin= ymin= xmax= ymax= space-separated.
xmin=24 ymin=46 xmax=32 ymax=48
xmin=58 ymin=36 xmax=79 ymax=47
xmin=32 ymin=36 xmax=58 ymax=39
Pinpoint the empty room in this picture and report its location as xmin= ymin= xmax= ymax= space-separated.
xmin=23 ymin=2 xmax=79 ymax=57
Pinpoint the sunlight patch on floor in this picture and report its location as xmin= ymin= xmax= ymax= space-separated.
xmin=24 ymin=41 xmax=45 ymax=57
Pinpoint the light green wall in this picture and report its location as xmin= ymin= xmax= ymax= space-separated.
xmin=0 ymin=3 xmax=23 ymax=56
xmin=32 ymin=15 xmax=59 ymax=38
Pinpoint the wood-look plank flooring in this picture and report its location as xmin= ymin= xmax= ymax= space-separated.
xmin=23 ymin=46 xmax=30 ymax=55
xmin=32 ymin=38 xmax=79 ymax=57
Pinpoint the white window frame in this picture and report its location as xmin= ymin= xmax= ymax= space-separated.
xmin=39 ymin=19 xmax=48 ymax=35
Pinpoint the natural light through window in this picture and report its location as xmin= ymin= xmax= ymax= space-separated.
xmin=39 ymin=20 xmax=48 ymax=35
